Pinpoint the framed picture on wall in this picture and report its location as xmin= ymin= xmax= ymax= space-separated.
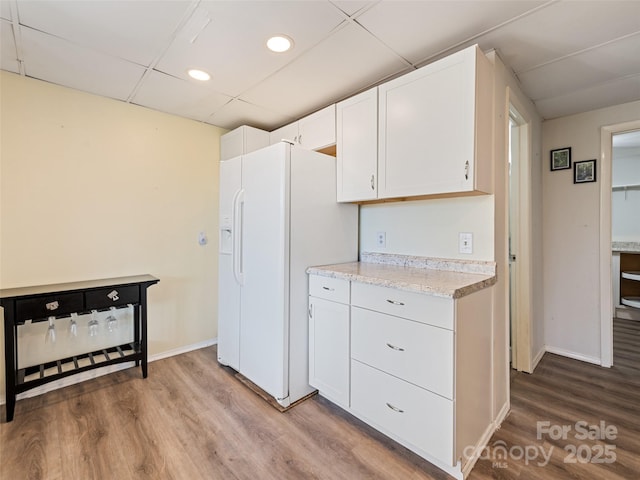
xmin=574 ymin=159 xmax=597 ymax=184
xmin=550 ymin=147 xmax=571 ymax=171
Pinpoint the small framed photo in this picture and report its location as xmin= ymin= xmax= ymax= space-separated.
xmin=550 ymin=147 xmax=571 ymax=171
xmin=574 ymin=159 xmax=597 ymax=184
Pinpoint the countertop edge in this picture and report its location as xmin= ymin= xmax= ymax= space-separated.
xmin=307 ymin=266 xmax=496 ymax=299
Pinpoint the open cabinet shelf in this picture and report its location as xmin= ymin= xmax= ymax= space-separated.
xmin=621 ymin=297 xmax=640 ymax=309
xmin=622 ymin=271 xmax=640 ymax=282
xmin=17 ymin=342 xmax=140 ymax=393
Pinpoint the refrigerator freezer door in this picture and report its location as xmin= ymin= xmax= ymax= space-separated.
xmin=239 ymin=143 xmax=289 ymax=401
xmin=217 ymin=157 xmax=242 ymax=370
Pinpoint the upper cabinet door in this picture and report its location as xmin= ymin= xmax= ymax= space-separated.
xmin=298 ymin=104 xmax=336 ymax=151
xmin=270 ymin=122 xmax=299 ymax=145
xmin=270 ymin=105 xmax=336 ymax=151
xmin=378 ymin=45 xmax=492 ymax=199
xmin=336 ymin=87 xmax=378 ymax=202
xmin=221 ymin=125 xmax=269 ymax=161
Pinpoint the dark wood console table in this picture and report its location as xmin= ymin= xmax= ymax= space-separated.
xmin=1 ymin=274 xmax=159 ymax=422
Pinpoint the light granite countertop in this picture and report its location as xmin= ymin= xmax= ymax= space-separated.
xmin=612 ymin=241 xmax=640 ymax=253
xmin=307 ymin=253 xmax=496 ymax=299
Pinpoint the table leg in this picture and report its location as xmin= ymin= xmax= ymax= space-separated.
xmin=3 ymin=302 xmax=17 ymax=422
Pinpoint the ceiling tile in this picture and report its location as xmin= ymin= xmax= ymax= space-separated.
xmin=0 ymin=1 xmax=12 ymax=21
xmin=240 ymin=22 xmax=409 ymax=120
xmin=534 ymin=74 xmax=640 ymax=120
xmin=330 ymin=1 xmax=375 ymax=17
xmin=132 ymin=70 xmax=232 ymax=122
xmin=16 ymin=0 xmax=192 ymax=66
xmin=20 ymin=26 xmax=146 ymax=101
xmin=156 ymin=0 xmax=346 ymax=98
xmin=519 ymin=33 xmax=640 ymax=101
xmin=0 ymin=20 xmax=19 ymax=73
xmin=206 ymin=99 xmax=294 ymax=131
xmin=356 ymin=0 xmax=546 ymax=64
xmin=477 ymin=1 xmax=640 ymax=73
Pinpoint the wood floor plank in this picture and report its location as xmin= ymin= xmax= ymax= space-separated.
xmin=2 ymin=317 xmax=639 ymax=479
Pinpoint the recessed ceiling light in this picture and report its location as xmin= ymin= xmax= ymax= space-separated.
xmin=187 ymin=69 xmax=211 ymax=81
xmin=267 ymin=35 xmax=293 ymax=53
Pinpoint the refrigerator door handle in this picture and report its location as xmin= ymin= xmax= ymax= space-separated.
xmin=233 ymin=189 xmax=245 ymax=285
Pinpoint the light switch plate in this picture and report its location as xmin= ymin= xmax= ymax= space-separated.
xmin=459 ymin=232 xmax=473 ymax=254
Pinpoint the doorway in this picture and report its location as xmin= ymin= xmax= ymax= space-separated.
xmin=599 ymin=120 xmax=640 ymax=368
xmin=508 ymin=101 xmax=533 ymax=373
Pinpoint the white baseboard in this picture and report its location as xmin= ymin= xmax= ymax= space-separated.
xmin=148 ymin=338 xmax=217 ymax=362
xmin=544 ymin=345 xmax=601 ymax=366
xmin=531 ymin=347 xmax=546 ymax=372
xmin=1 ymin=338 xmax=218 ymax=405
xmin=460 ymin=400 xmax=510 ymax=478
xmin=494 ymin=399 xmax=510 ymax=427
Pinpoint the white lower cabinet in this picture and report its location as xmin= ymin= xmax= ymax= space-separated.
xmin=308 ymin=273 xmax=494 ymax=480
xmin=308 ymin=276 xmax=350 ymax=408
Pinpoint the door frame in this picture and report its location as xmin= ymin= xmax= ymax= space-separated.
xmin=599 ymin=119 xmax=640 ymax=368
xmin=507 ymin=92 xmax=533 ymax=373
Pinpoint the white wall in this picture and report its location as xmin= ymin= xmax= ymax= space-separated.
xmin=0 ymin=71 xmax=224 ymax=400
xmin=612 ymin=145 xmax=640 ymax=241
xmin=360 ymin=195 xmax=494 ymax=260
xmin=542 ymin=100 xmax=640 ymax=364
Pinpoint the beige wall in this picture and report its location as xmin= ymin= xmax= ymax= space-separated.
xmin=0 ymin=71 xmax=224 ymax=400
xmin=542 ymin=100 xmax=640 ymax=363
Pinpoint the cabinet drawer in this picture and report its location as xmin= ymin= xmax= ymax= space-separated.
xmin=16 ymin=292 xmax=84 ymax=322
xmin=351 ymin=307 xmax=453 ymax=399
xmin=309 ymin=275 xmax=350 ymax=304
xmin=351 ymin=282 xmax=453 ymax=330
xmin=85 ymin=285 xmax=140 ymax=309
xmin=351 ymin=360 xmax=454 ymax=466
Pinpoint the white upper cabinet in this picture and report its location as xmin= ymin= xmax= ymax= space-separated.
xmin=269 ymin=122 xmax=299 ymax=145
xmin=270 ymin=104 xmax=336 ymax=151
xmin=336 ymin=87 xmax=378 ymax=202
xmin=378 ymin=45 xmax=493 ymax=199
xmin=220 ymin=125 xmax=269 ymax=161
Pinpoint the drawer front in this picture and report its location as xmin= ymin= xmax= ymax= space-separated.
xmin=351 ymin=360 xmax=454 ymax=466
xmin=351 ymin=282 xmax=453 ymax=330
xmin=351 ymin=307 xmax=454 ymax=399
xmin=85 ymin=285 xmax=140 ymax=309
xmin=309 ymin=275 xmax=350 ymax=304
xmin=16 ymin=292 xmax=84 ymax=322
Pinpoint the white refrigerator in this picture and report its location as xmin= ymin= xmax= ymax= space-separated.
xmin=217 ymin=142 xmax=358 ymax=408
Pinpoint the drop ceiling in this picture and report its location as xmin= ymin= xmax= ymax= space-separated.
xmin=1 ymin=0 xmax=639 ymax=132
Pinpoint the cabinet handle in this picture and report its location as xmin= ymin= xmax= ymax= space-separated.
xmin=386 ymin=299 xmax=405 ymax=306
xmin=386 ymin=343 xmax=405 ymax=352
xmin=386 ymin=402 xmax=404 ymax=413
xmin=370 ymin=174 xmax=375 ymax=190
xmin=464 ymin=160 xmax=469 ymax=180
xmin=308 ymin=304 xmax=313 ymax=319
xmin=45 ymin=301 xmax=60 ymax=311
xmin=298 ymin=134 xmax=302 ymax=144
xmin=322 ymin=286 xmax=335 ymax=291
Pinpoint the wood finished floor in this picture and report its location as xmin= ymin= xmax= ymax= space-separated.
xmin=1 ymin=318 xmax=639 ymax=480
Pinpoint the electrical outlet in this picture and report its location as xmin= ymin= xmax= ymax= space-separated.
xmin=376 ymin=231 xmax=386 ymax=248
xmin=459 ymin=232 xmax=473 ymax=254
